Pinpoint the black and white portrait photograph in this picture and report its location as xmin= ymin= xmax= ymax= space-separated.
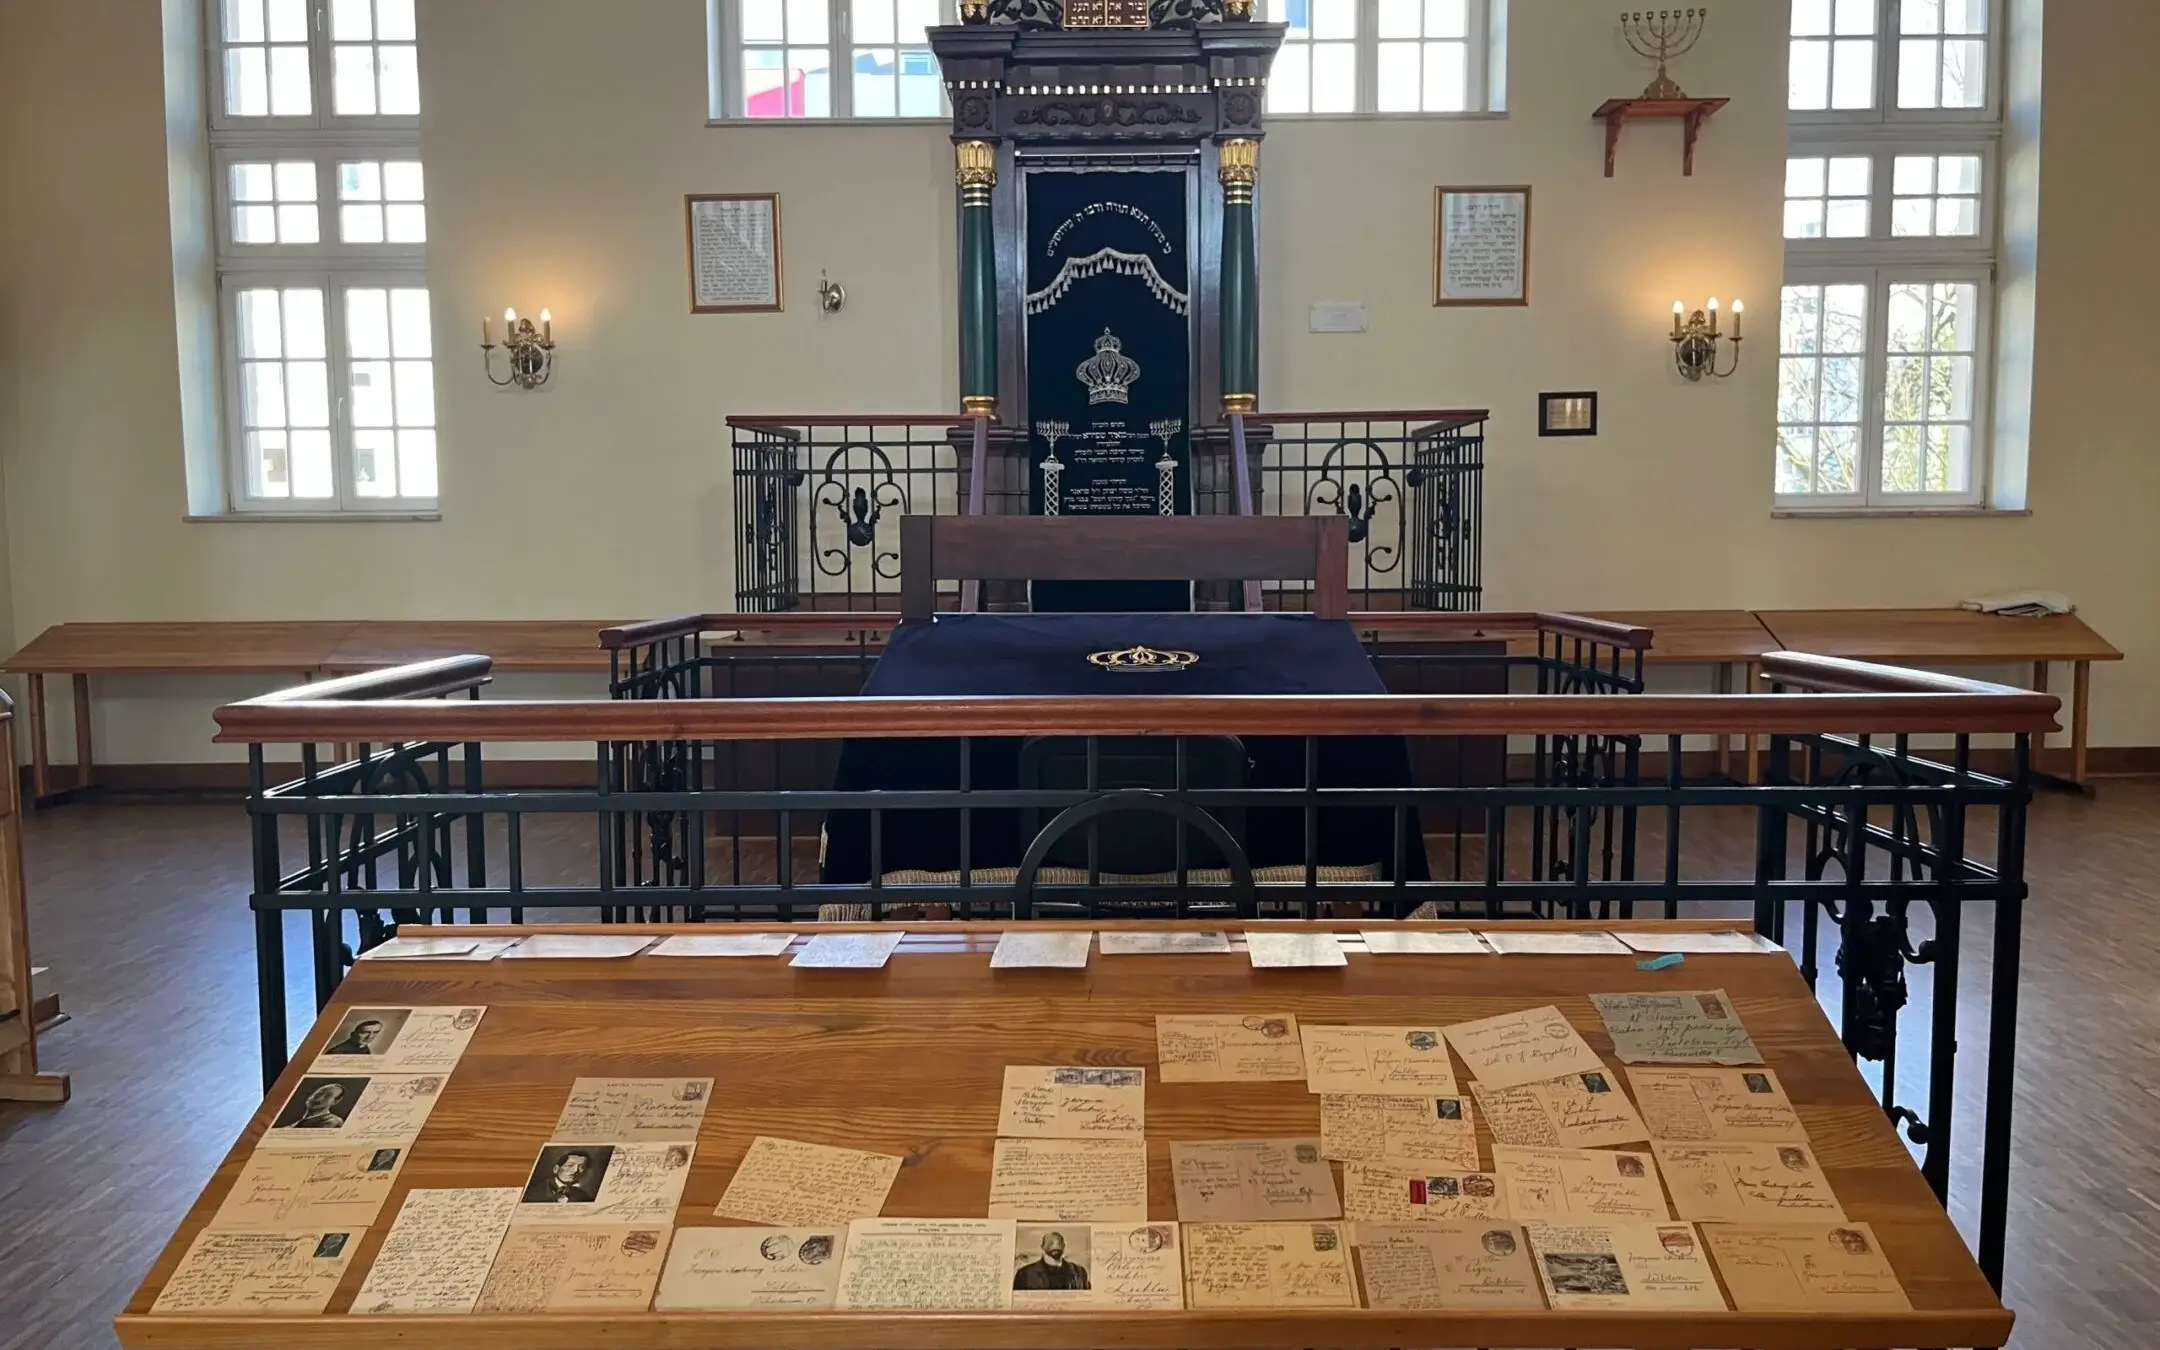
xmin=1743 ymin=1072 xmax=1773 ymax=1094
xmin=1435 ymin=1098 xmax=1464 ymax=1120
xmin=1541 ymin=1251 xmax=1629 ymax=1296
xmin=1481 ymin=1229 xmax=1517 ymax=1257
xmin=312 ymin=1233 xmax=350 ymax=1259
xmin=1580 ymin=1072 xmax=1611 ymax=1094
xmin=322 ymin=1008 xmax=411 ymax=1057
xmin=1012 ymin=1227 xmax=1091 ymax=1291
xmin=522 ymin=1145 xmax=615 ymax=1205
xmin=1615 ymin=1155 xmax=1646 ymax=1178
xmin=365 ymin=1148 xmax=401 ymax=1172
xmin=798 ymin=1234 xmax=836 ymax=1264
xmin=271 ymin=1077 xmax=370 ymax=1130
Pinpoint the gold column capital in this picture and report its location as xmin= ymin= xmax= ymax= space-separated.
xmin=956 ymin=140 xmax=998 ymax=193
xmin=1218 ymin=138 xmax=1259 ymax=203
xmin=962 ymin=395 xmax=998 ymax=416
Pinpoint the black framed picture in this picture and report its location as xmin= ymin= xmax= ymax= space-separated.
xmin=1538 ymin=391 xmax=1598 ymax=437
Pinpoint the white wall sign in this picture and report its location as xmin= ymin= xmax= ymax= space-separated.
xmin=1434 ymin=186 xmax=1531 ymax=307
xmin=686 ymin=193 xmax=782 ymax=313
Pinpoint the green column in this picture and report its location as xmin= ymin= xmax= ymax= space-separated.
xmin=957 ymin=140 xmax=998 ymax=417
xmin=1218 ymin=138 xmax=1259 ymax=414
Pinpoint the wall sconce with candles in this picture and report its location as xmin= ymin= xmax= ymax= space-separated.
xmin=1671 ymin=296 xmax=1742 ymax=381
xmin=481 ymin=307 xmax=555 ymax=390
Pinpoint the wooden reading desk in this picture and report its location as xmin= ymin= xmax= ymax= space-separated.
xmin=118 ymin=920 xmax=2013 ymax=1350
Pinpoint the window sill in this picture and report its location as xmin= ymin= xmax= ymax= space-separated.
xmin=1771 ymin=506 xmax=2030 ymax=520
xmin=185 ymin=511 xmax=441 ymax=524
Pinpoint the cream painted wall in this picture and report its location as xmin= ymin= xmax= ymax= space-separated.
xmin=0 ymin=0 xmax=2152 ymax=765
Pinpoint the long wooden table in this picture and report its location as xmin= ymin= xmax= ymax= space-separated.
xmin=117 ymin=920 xmax=2013 ymax=1350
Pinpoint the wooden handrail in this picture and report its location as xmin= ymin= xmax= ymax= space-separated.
xmin=597 ymin=615 xmax=713 ymax=650
xmin=592 ymin=612 xmax=1644 ymax=649
xmin=1759 ymin=651 xmax=2028 ymax=697
xmin=725 ymin=413 xmax=967 ymax=430
xmin=1256 ymin=408 xmax=1490 ymax=424
xmin=247 ymin=655 xmax=493 ymax=704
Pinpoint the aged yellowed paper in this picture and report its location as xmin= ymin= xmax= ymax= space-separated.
xmin=210 ymin=1144 xmax=407 ymax=1230
xmin=1171 ymin=1138 xmax=1340 ymax=1221
xmin=1182 ymin=1221 xmax=1359 ymax=1309
xmin=1650 ymin=1141 xmax=1845 ymax=1222
xmin=1478 ymin=930 xmax=1630 ymax=955
xmin=1590 ymin=989 xmax=1763 ymax=1065
xmin=1358 ymin=930 xmax=1490 ymax=955
xmin=1701 ymin=1222 xmax=1911 ymax=1312
xmin=313 ymin=1005 xmax=485 ymax=1073
xmin=988 ymin=1137 xmax=1149 ymax=1221
xmin=1470 ymin=1068 xmax=1648 ymax=1149
xmin=1614 ymin=930 xmax=1783 ymax=954
xmin=474 ymin=1224 xmax=670 ymax=1311
xmin=350 ymin=1187 xmax=520 ymax=1314
xmin=1340 ymin=1164 xmax=1507 ymax=1223
xmin=260 ymin=1072 xmax=445 ymax=1150
xmin=151 ymin=1228 xmax=363 ymax=1314
xmin=833 ymin=1218 xmax=1016 ymax=1310
xmin=1440 ymin=1005 xmax=1604 ymax=1090
xmin=552 ymin=1077 xmax=713 ymax=1142
xmin=358 ymin=936 xmax=480 ymax=960
xmin=1524 ymin=1221 xmax=1726 ymax=1310
xmin=649 ymin=932 xmax=796 ymax=957
xmin=1156 ymin=1013 xmax=1305 ymax=1082
xmin=991 ymin=930 xmax=1094 ymax=968
xmin=1098 ymin=930 xmax=1230 ymax=955
xmin=1492 ymin=1145 xmax=1669 ymax=1221
xmin=501 ymin=933 xmax=656 ymax=959
xmin=654 ymin=1227 xmax=847 ymax=1310
xmin=997 ymin=1065 xmax=1145 ymax=1137
xmin=1318 ymin=1094 xmax=1480 ymax=1171
xmin=1627 ymin=1066 xmax=1808 ymax=1142
xmin=790 ymin=931 xmax=906 ymax=968
xmin=1245 ymin=931 xmax=1349 ymax=967
xmin=514 ymin=1142 xmax=695 ymax=1224
xmin=715 ymin=1136 xmax=903 ymax=1226
xmin=1301 ymin=1025 xmax=1459 ymax=1095
xmin=1353 ymin=1222 xmax=1544 ymax=1309
xmin=1008 ymin=1222 xmax=1183 ymax=1309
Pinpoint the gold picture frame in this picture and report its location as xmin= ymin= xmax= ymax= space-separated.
xmin=685 ymin=193 xmax=783 ymax=314
xmin=1433 ymin=185 xmax=1531 ymax=307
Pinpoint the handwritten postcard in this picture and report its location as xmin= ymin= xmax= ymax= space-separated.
xmin=1354 ymin=1222 xmax=1544 ymax=1309
xmin=997 ymin=1066 xmax=1144 ymax=1138
xmin=715 ymin=1136 xmax=903 ymax=1226
xmin=791 ymin=932 xmax=906 ymax=968
xmin=1301 ymin=1025 xmax=1459 ymax=1096
xmin=515 ymin=1141 xmax=695 ymax=1225
xmin=988 ymin=1137 xmax=1149 ymax=1221
xmin=1470 ymin=1068 xmax=1648 ymax=1150
xmin=1650 ymin=1141 xmax=1844 ymax=1222
xmin=350 ymin=1187 xmax=520 ymax=1314
xmin=1171 ymin=1138 xmax=1340 ymax=1222
xmin=312 ymin=1005 xmax=485 ymax=1073
xmin=261 ymin=1072 xmax=445 ymax=1150
xmin=991 ymin=930 xmax=1093 ymax=968
xmin=1010 ymin=1222 xmax=1184 ymax=1309
xmin=1701 ymin=1222 xmax=1910 ymax=1312
xmin=655 ymin=1227 xmax=847 ymax=1310
xmin=1441 ymin=1006 xmax=1604 ymax=1090
xmin=1358 ymin=930 xmax=1490 ymax=955
xmin=1492 ymin=1146 xmax=1670 ymax=1221
xmin=1098 ymin=931 xmax=1230 ymax=955
xmin=1246 ymin=932 xmax=1349 ymax=968
xmin=1615 ymin=930 xmax=1783 ymax=954
xmin=1182 ymin=1221 xmax=1359 ymax=1309
xmin=1156 ymin=1013 xmax=1305 ymax=1082
xmin=552 ymin=1077 xmax=713 ymax=1143
xmin=1627 ymin=1067 xmax=1807 ymax=1143
xmin=475 ymin=1224 xmax=670 ymax=1311
xmin=1340 ymin=1164 xmax=1507 ymax=1224
xmin=151 ymin=1228 xmax=362 ymax=1314
xmin=834 ymin=1218 xmax=1016 ymax=1310
xmin=1318 ymin=1094 xmax=1480 ymax=1171
xmin=501 ymin=933 xmax=656 ymax=959
xmin=1478 ymin=930 xmax=1630 ymax=955
xmin=649 ymin=932 xmax=796 ymax=957
xmin=1524 ymin=1221 xmax=1726 ymax=1310
xmin=1590 ymin=990 xmax=1762 ymax=1065
xmin=211 ymin=1144 xmax=406 ymax=1230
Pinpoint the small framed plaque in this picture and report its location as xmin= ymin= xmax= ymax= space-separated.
xmin=1434 ymin=185 xmax=1531 ymax=307
xmin=1539 ymin=391 xmax=1599 ymax=437
xmin=686 ymin=193 xmax=782 ymax=314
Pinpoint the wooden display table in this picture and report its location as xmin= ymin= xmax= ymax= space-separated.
xmin=118 ymin=921 xmax=2012 ymax=1350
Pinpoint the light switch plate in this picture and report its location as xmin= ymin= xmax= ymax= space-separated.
xmin=1308 ymin=302 xmax=1369 ymax=333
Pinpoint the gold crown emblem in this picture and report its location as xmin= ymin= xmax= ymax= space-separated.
xmin=1086 ymin=643 xmax=1199 ymax=673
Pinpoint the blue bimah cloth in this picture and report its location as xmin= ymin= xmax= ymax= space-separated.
xmin=819 ymin=612 xmax=1429 ymax=885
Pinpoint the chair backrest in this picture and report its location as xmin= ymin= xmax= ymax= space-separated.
xmin=898 ymin=515 xmax=1351 ymax=620
xmin=1017 ymin=735 xmax=1250 ymax=874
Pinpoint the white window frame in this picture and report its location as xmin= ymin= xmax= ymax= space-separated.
xmin=209 ymin=0 xmax=421 ymax=134
xmin=1789 ymin=0 xmax=2003 ymax=130
xmin=708 ymin=0 xmax=956 ymax=122
xmin=1262 ymin=0 xmax=1501 ymax=118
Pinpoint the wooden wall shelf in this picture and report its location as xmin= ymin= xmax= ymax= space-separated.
xmin=1593 ymin=96 xmax=1730 ymax=177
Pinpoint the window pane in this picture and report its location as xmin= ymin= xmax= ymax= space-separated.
xmin=249 ymin=432 xmax=290 ymax=497
xmin=1892 ymin=155 xmax=1933 ymax=194
xmin=238 ymin=289 xmax=283 ymax=358
xmin=355 ymin=430 xmax=398 ymax=497
xmin=854 ymin=49 xmax=898 ymax=117
xmin=266 ymin=0 xmax=309 ymax=41
xmin=274 ymin=161 xmax=317 ymax=200
xmin=348 ymin=288 xmax=392 ymax=359
xmin=335 ymin=46 xmax=380 ymax=115
xmin=284 ymin=288 xmax=326 ymax=358
xmin=385 ymin=203 xmax=427 ymax=242
xmin=1791 ymin=0 xmax=1831 ymax=35
xmin=292 ymin=429 xmax=335 ymax=498
xmin=378 ymin=0 xmax=418 ymax=41
xmin=288 ymin=360 xmax=330 ymax=427
xmin=399 ymin=430 xmax=438 ymax=497
xmin=1891 ymin=198 xmax=1933 ymax=235
xmin=898 ymin=0 xmax=938 ymax=41
xmin=394 ymin=360 xmax=435 ymax=425
xmin=857 ymin=0 xmax=897 ymax=44
xmin=1776 ymin=426 xmax=1815 ymax=494
xmin=235 ymin=204 xmax=278 ymax=243
xmin=384 ymin=160 xmax=425 ymax=199
xmin=1423 ymin=42 xmax=1467 ymax=110
xmin=793 ymin=49 xmax=831 ymax=116
xmin=243 ymin=361 xmax=287 ymax=428
xmin=1270 ymin=44 xmax=1311 ymax=113
xmin=1935 ymin=196 xmax=1977 ymax=235
xmin=743 ymin=49 xmax=788 ymax=116
xmin=276 ymin=203 xmax=320 ymax=243
xmin=331 ymin=0 xmax=373 ymax=41
xmin=1825 ymin=156 xmax=1869 ymax=196
xmin=1941 ymin=38 xmax=1985 ymax=106
xmin=1312 ymin=0 xmax=1355 ymax=39
xmin=1820 ymin=356 xmax=1863 ymax=423
xmin=1788 ymin=39 xmax=1829 ymax=109
xmin=1830 ymin=38 xmax=1874 ymax=108
xmin=341 ymin=204 xmax=387 ymax=243
xmin=1377 ymin=42 xmax=1419 ymax=111
xmin=1825 ymin=198 xmax=1868 ymax=237
xmin=351 ymin=361 xmax=395 ymax=426
xmin=1780 ymin=286 xmax=1822 ymax=356
xmin=225 ymin=0 xmax=266 ymax=44
xmin=898 ymin=52 xmax=941 ymax=116
xmin=341 ymin=160 xmax=383 ymax=199
xmin=1379 ymin=0 xmax=1419 ymax=39
xmin=1887 ymin=283 xmax=1929 ymax=349
xmin=1818 ymin=426 xmax=1859 ymax=493
xmin=1822 ymin=285 xmax=1868 ymax=353
xmin=378 ymin=44 xmax=421 ymax=114
xmin=1425 ymin=0 xmax=1466 ymax=37
xmin=1785 ymin=157 xmax=1826 ymax=197
xmin=1938 ymin=154 xmax=1981 ymax=193
xmin=787 ymin=0 xmax=829 ymax=44
xmin=226 ymin=48 xmax=270 ymax=116
xmin=1311 ymin=42 xmax=1356 ymax=112
xmin=1779 ymin=358 xmax=1818 ymax=424
xmin=1946 ymin=0 xmax=1986 ymax=33
xmin=744 ymin=0 xmax=784 ymax=44
xmin=269 ymin=44 xmax=312 ymax=115
xmin=1901 ymin=0 xmax=1942 ymax=34
xmin=1898 ymin=37 xmax=1937 ymax=106
xmin=1834 ymin=0 xmax=1876 ymax=33
xmin=390 ymin=289 xmax=433 ymax=358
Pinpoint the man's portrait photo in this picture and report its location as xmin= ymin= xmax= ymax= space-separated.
xmin=1742 ymin=1072 xmax=1773 ymax=1094
xmin=323 ymin=1008 xmax=411 ymax=1057
xmin=522 ymin=1145 xmax=614 ymax=1205
xmin=1580 ymin=1072 xmax=1611 ymax=1094
xmin=1012 ymin=1228 xmax=1091 ymax=1291
xmin=272 ymin=1077 xmax=369 ymax=1130
xmin=1434 ymin=1098 xmax=1464 ymax=1120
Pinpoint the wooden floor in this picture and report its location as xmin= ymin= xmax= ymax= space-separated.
xmin=2 ymin=790 xmax=2157 ymax=1349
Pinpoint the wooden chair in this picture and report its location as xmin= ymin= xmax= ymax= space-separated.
xmin=897 ymin=515 xmax=1352 ymax=621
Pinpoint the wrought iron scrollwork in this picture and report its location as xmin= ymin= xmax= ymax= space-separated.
xmin=812 ymin=443 xmax=909 ymax=581
xmin=1305 ymin=439 xmax=1403 ymax=572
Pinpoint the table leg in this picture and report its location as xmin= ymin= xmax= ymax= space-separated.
xmin=71 ymin=673 xmax=93 ymax=794
xmin=2073 ymin=660 xmax=2092 ymax=787
xmin=1714 ymin=662 xmax=1734 ymax=780
xmin=1744 ymin=661 xmax=1762 ymax=784
xmin=25 ymin=675 xmax=50 ymax=807
xmin=2031 ymin=661 xmax=2050 ymax=773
